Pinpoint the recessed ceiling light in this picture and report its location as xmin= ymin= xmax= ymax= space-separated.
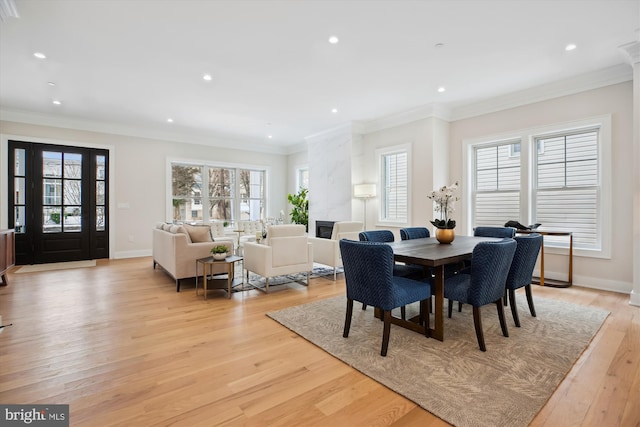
xmin=565 ymin=43 xmax=577 ymax=51
xmin=202 ymin=74 xmax=212 ymax=81
xmin=52 ymin=100 xmax=61 ymax=105
xmin=47 ymin=81 xmax=56 ymax=86
xmin=328 ymin=36 xmax=339 ymax=44
xmin=331 ymin=108 xmax=338 ymax=113
xmin=268 ymin=135 xmax=273 ymax=139
xmin=437 ymin=86 xmax=446 ymax=93
xmin=167 ymin=118 xmax=173 ymax=123
xmin=434 ymin=43 xmax=444 ymax=49
xmin=34 ymin=52 xmax=46 ymax=59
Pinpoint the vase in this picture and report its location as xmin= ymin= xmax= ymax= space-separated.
xmin=435 ymin=228 xmax=455 ymax=244
xmin=212 ymin=252 xmax=227 ymax=260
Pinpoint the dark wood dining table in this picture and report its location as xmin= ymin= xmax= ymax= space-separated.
xmin=388 ymin=235 xmax=500 ymax=341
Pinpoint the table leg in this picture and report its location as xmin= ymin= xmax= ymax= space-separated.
xmin=431 ymin=265 xmax=444 ymax=341
xmin=539 ymin=238 xmax=545 ymax=286
xmin=227 ymin=262 xmax=232 ymax=299
xmin=568 ymin=233 xmax=573 ymax=284
xmin=195 ymin=260 xmax=199 ymax=297
xmin=204 ymin=263 xmax=208 ymax=300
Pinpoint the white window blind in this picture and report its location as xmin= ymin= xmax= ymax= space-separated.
xmin=380 ymin=150 xmax=408 ymax=223
xmin=473 ymin=142 xmax=521 ymax=227
xmin=535 ymin=129 xmax=599 ymax=248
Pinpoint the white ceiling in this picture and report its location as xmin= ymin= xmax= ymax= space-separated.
xmin=0 ymin=0 xmax=638 ymax=154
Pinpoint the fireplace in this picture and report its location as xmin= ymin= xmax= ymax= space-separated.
xmin=315 ymin=221 xmax=336 ymax=239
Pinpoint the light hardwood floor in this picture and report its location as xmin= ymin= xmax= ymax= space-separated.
xmin=0 ymin=257 xmax=638 ymax=426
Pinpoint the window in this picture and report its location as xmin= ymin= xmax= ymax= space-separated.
xmin=474 ymin=141 xmax=521 ymax=227
xmin=297 ymin=167 xmax=309 ymax=191
xmin=535 ymin=129 xmax=599 ymax=248
xmin=170 ymin=162 xmax=266 ymax=224
xmin=378 ymin=144 xmax=410 ymax=224
xmin=465 ymin=116 xmax=611 ymax=256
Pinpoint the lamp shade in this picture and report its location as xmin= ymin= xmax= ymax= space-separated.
xmin=353 ymin=183 xmax=376 ymax=198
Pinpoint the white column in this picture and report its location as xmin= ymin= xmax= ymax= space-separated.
xmin=620 ymin=37 xmax=640 ymax=306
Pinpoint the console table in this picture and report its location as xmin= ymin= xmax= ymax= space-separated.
xmin=516 ymin=230 xmax=572 ymax=288
xmin=0 ymin=229 xmax=15 ymax=286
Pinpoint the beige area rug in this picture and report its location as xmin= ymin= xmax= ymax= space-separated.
xmin=268 ymin=295 xmax=609 ymax=427
xmin=14 ymin=260 xmax=96 ymax=273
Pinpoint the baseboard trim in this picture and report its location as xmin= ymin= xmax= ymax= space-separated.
xmin=114 ymin=249 xmax=152 ymax=259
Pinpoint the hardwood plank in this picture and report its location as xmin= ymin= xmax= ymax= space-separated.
xmin=0 ymin=258 xmax=638 ymax=426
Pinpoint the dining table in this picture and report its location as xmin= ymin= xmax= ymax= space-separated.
xmin=388 ymin=235 xmax=501 ymax=341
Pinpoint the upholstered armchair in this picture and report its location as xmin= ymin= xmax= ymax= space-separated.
xmin=308 ymin=221 xmax=363 ymax=280
xmin=243 ymin=224 xmax=313 ymax=293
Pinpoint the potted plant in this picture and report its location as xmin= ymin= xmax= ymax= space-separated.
xmin=210 ymin=245 xmax=228 ymax=260
xmin=287 ymin=187 xmax=309 ymax=232
xmin=427 ymin=181 xmax=459 ymax=243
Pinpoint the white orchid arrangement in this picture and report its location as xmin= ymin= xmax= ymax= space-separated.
xmin=427 ymin=181 xmax=459 ymax=229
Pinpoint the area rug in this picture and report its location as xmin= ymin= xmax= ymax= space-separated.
xmin=14 ymin=260 xmax=97 ymax=273
xmin=238 ymin=265 xmax=339 ymax=291
xmin=267 ymin=295 xmax=609 ymax=427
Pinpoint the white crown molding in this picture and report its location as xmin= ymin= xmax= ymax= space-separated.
xmin=619 ymin=40 xmax=640 ymax=65
xmin=361 ymin=103 xmax=453 ymax=134
xmin=0 ymin=0 xmax=19 ymax=22
xmin=304 ymin=122 xmax=356 ymax=143
xmin=0 ymin=108 xmax=291 ymax=155
xmin=450 ymin=63 xmax=633 ymax=121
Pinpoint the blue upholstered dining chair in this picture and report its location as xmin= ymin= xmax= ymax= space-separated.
xmin=339 ymin=239 xmax=432 ymax=356
xmin=473 ymin=226 xmax=516 ymax=238
xmin=358 ymin=230 xmax=423 ymax=279
xmin=399 ymin=227 xmax=430 ymax=240
xmin=505 ymin=233 xmax=543 ymax=327
xmin=358 ymin=229 xmax=425 ymax=319
xmin=449 ymin=225 xmax=518 ymax=316
xmin=443 ymin=238 xmax=516 ymax=351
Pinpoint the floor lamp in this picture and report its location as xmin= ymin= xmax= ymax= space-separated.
xmin=353 ymin=184 xmax=376 ymax=230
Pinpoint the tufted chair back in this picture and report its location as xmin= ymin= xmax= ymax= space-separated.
xmin=359 ymin=230 xmax=395 ymax=242
xmin=473 ymin=226 xmax=516 ymax=238
xmin=400 ymin=227 xmax=431 ymax=240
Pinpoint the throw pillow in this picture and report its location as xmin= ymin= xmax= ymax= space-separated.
xmin=183 ymin=224 xmax=213 ymax=243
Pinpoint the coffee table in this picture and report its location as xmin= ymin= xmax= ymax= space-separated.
xmin=195 ymin=255 xmax=243 ymax=299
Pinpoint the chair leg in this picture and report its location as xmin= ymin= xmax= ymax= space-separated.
xmin=472 ymin=306 xmax=486 ymax=352
xmin=525 ymin=284 xmax=537 ymax=317
xmin=496 ymin=299 xmax=509 ymax=338
xmin=176 ymin=279 xmax=180 ymax=292
xmin=401 ymin=306 xmax=406 ymax=320
xmin=362 ymin=303 xmax=367 ymax=311
xmin=458 ymin=301 xmax=463 ymax=312
xmin=509 ymin=288 xmax=521 ymax=327
xmin=448 ymin=299 xmax=453 ymax=318
xmin=503 ymin=290 xmax=508 ymax=306
xmin=381 ymin=310 xmax=392 ymax=356
xmin=343 ymin=298 xmax=354 ymax=338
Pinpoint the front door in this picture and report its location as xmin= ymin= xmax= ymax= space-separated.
xmin=8 ymin=140 xmax=109 ymax=264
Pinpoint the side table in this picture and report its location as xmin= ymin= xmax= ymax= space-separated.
xmin=516 ymin=230 xmax=572 ymax=288
xmin=195 ymin=255 xmax=243 ymax=299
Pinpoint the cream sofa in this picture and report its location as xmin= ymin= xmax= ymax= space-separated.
xmin=152 ymin=223 xmax=234 ymax=292
xmin=243 ymin=224 xmax=313 ymax=293
xmin=308 ymin=221 xmax=363 ymax=280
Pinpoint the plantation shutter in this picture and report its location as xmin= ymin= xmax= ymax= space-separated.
xmin=474 ymin=142 xmax=521 ymax=227
xmin=382 ymin=151 xmax=408 ymax=222
xmin=535 ymin=129 xmax=599 ymax=248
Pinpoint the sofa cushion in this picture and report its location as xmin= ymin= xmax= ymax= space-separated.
xmin=183 ymin=224 xmax=213 ymax=243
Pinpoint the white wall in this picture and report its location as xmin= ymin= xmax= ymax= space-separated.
xmin=0 ymin=121 xmax=289 ymax=259
xmin=450 ymin=81 xmax=634 ymax=293
xmin=356 ymin=116 xmax=450 ymax=238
